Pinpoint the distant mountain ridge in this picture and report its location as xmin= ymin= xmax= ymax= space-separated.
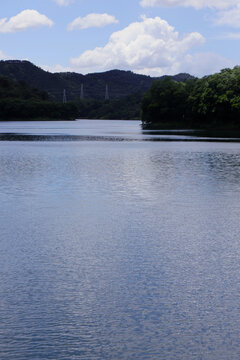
xmin=0 ymin=60 xmax=194 ymax=102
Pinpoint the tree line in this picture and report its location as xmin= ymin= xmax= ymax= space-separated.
xmin=76 ymin=93 xmax=142 ymax=120
xmin=141 ymin=66 xmax=240 ymax=130
xmin=0 ymin=76 xmax=78 ymax=121
xmin=0 ymin=74 xmax=141 ymax=120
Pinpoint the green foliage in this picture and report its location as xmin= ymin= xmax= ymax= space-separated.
xmin=0 ymin=75 xmax=50 ymax=102
xmin=0 ymin=75 xmax=78 ymax=120
xmin=141 ymin=77 xmax=188 ymax=125
xmin=76 ymin=93 xmax=142 ymax=120
xmin=142 ymin=67 xmax=240 ymax=129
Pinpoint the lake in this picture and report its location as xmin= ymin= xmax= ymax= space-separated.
xmin=0 ymin=120 xmax=240 ymax=359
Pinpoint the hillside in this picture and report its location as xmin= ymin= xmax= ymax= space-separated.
xmin=0 ymin=60 xmax=194 ymax=102
xmin=0 ymin=74 xmax=78 ymax=120
xmin=0 ymin=75 xmax=49 ymax=101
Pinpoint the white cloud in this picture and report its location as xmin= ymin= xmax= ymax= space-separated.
xmin=215 ymin=5 xmax=240 ymax=27
xmin=54 ymin=0 xmax=73 ymax=5
xmin=41 ymin=64 xmax=72 ymax=72
xmin=68 ymin=13 xmax=119 ymax=30
xmin=140 ymin=0 xmax=240 ymax=29
xmin=0 ymin=10 xmax=54 ymax=33
xmin=140 ymin=0 xmax=240 ymax=10
xmin=42 ymin=52 xmax=235 ymax=76
xmin=222 ymin=32 xmax=240 ymax=38
xmin=0 ymin=50 xmax=10 ymax=60
xmin=179 ymin=52 xmax=234 ymax=76
xmin=70 ymin=16 xmax=205 ymax=75
xmin=132 ymin=52 xmax=233 ymax=77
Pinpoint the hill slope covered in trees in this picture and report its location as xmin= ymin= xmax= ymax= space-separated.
xmin=0 ymin=60 xmax=193 ymax=102
xmin=141 ymin=66 xmax=240 ymax=130
xmin=0 ymin=75 xmax=78 ymax=120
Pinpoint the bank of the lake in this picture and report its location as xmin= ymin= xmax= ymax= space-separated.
xmin=141 ymin=67 xmax=240 ymax=133
xmin=141 ymin=122 xmax=240 ymax=140
xmin=0 ymin=100 xmax=78 ymax=121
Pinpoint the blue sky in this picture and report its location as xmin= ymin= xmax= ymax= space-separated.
xmin=0 ymin=0 xmax=240 ymax=76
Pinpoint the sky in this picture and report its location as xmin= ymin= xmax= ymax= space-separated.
xmin=0 ymin=0 xmax=240 ymax=77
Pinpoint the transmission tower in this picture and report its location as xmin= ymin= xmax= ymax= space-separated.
xmin=63 ymin=89 xmax=67 ymax=103
xmin=105 ymin=84 xmax=109 ymax=100
xmin=80 ymin=83 xmax=84 ymax=100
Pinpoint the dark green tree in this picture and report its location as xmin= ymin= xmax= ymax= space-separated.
xmin=141 ymin=77 xmax=188 ymax=127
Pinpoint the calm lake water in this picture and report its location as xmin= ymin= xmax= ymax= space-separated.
xmin=0 ymin=120 xmax=240 ymax=359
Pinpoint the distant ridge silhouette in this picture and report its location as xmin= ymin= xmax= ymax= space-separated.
xmin=0 ymin=60 xmax=194 ymax=102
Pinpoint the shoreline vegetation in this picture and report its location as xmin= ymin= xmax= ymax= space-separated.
xmin=141 ymin=66 xmax=240 ymax=133
xmin=0 ymin=74 xmax=141 ymax=121
xmin=0 ymin=76 xmax=78 ymax=121
xmin=0 ymin=101 xmax=78 ymax=121
xmin=1 ymin=65 xmax=240 ymax=136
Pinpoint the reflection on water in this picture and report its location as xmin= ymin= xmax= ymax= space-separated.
xmin=0 ymin=120 xmax=240 ymax=359
xmin=0 ymin=119 xmax=240 ymax=142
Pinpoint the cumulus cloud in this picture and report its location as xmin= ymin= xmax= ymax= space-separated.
xmin=0 ymin=10 xmax=54 ymax=33
xmin=140 ymin=0 xmax=240 ymax=10
xmin=215 ymin=5 xmax=240 ymax=27
xmin=41 ymin=63 xmax=72 ymax=73
xmin=68 ymin=13 xmax=119 ymax=30
xmin=179 ymin=52 xmax=234 ymax=76
xmin=132 ymin=52 xmax=233 ymax=77
xmin=140 ymin=0 xmax=240 ymax=29
xmin=70 ymin=16 xmax=205 ymax=75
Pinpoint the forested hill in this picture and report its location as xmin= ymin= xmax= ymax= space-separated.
xmin=0 ymin=60 xmax=194 ymax=102
xmin=0 ymin=75 xmax=78 ymax=120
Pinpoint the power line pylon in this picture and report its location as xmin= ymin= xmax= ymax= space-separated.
xmin=63 ymin=89 xmax=67 ymax=103
xmin=105 ymin=84 xmax=109 ymax=100
xmin=80 ymin=83 xmax=84 ymax=100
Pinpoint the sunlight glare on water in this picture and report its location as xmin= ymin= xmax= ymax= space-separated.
xmin=0 ymin=120 xmax=240 ymax=359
